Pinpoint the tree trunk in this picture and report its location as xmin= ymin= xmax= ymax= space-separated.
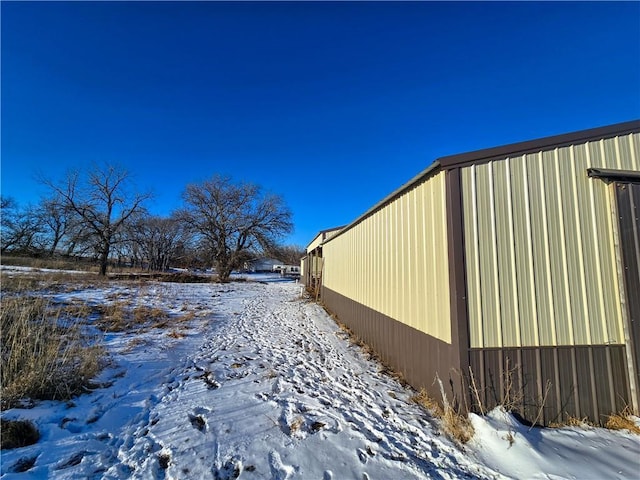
xmin=99 ymin=242 xmax=110 ymax=276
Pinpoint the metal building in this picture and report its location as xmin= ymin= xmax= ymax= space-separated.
xmin=301 ymin=226 xmax=344 ymax=292
xmin=314 ymin=120 xmax=640 ymax=425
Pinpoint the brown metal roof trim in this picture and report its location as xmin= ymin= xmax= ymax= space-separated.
xmin=587 ymin=168 xmax=640 ymax=183
xmin=439 ymin=120 xmax=640 ymax=170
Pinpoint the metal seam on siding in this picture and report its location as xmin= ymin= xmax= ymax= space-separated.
xmin=401 ymin=194 xmax=408 ymax=328
xmin=554 ymin=148 xmax=574 ymax=345
xmin=585 ymin=144 xmax=609 ymax=344
xmin=470 ymin=165 xmax=484 ymax=348
xmin=614 ymin=136 xmax=622 ymax=170
xmin=570 ymin=145 xmax=592 ymax=345
xmin=538 ymin=153 xmax=558 ymax=346
xmin=489 ymin=162 xmax=504 ymax=348
xmin=441 ymin=176 xmax=451 ymax=342
xmin=430 ymin=182 xmax=439 ymax=338
xmin=413 ymin=187 xmax=421 ymax=333
xmin=523 ymin=156 xmax=540 ymax=347
xmin=613 ymin=137 xmax=622 ymax=170
xmin=505 ymin=159 xmax=522 ymax=347
xmin=421 ymin=185 xmax=429 ymax=334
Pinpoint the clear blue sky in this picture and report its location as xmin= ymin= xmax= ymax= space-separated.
xmin=2 ymin=1 xmax=639 ymax=247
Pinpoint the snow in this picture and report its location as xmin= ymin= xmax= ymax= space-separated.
xmin=1 ymin=272 xmax=639 ymax=479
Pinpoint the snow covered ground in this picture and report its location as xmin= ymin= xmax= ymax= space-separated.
xmin=1 ymin=271 xmax=639 ymax=479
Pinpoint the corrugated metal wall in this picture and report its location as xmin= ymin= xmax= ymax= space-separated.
xmin=323 ymin=170 xmax=451 ymax=343
xmin=462 ymin=132 xmax=640 ymax=349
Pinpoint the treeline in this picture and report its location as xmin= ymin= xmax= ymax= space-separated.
xmin=1 ymin=164 xmax=304 ymax=281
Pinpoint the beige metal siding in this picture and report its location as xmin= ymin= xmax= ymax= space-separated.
xmin=323 ymin=171 xmax=452 ymax=343
xmin=306 ymin=233 xmax=324 ymax=253
xmin=463 ymin=132 xmax=640 ymax=348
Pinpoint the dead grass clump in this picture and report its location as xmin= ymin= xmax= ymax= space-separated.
xmin=176 ymin=312 xmax=196 ymax=322
xmin=289 ymin=416 xmax=304 ymax=434
xmin=167 ymin=330 xmax=186 ymax=339
xmin=435 ymin=375 xmax=474 ymax=444
xmin=0 ymin=419 xmax=40 ymax=449
xmin=133 ymin=305 xmax=167 ymax=325
xmin=94 ymin=301 xmax=184 ymax=332
xmin=411 ymin=385 xmax=474 ymax=444
xmin=1 ymin=296 xmax=105 ymax=409
xmin=557 ymin=416 xmax=595 ymax=428
xmin=605 ymin=408 xmax=640 ymax=434
xmin=94 ymin=302 xmax=131 ymax=332
xmin=411 ymin=388 xmax=443 ymax=416
xmin=442 ymin=404 xmax=474 ymax=444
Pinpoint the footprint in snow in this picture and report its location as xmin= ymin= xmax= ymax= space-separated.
xmin=189 ymin=413 xmax=207 ymax=432
xmin=212 ymin=457 xmax=242 ymax=480
xmin=268 ymin=451 xmax=294 ymax=480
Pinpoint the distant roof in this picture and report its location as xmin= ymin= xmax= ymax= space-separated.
xmin=306 ymin=225 xmax=346 ymax=252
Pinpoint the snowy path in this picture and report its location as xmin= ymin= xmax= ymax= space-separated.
xmin=106 ymin=281 xmax=495 ymax=479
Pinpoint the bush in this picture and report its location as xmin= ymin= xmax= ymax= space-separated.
xmin=0 ymin=295 xmax=105 ymax=409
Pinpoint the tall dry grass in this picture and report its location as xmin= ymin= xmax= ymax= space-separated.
xmin=1 ymin=295 xmax=105 ymax=409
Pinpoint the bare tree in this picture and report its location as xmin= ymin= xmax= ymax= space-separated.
xmin=42 ymin=164 xmax=151 ymax=275
xmin=34 ymin=195 xmax=79 ymax=257
xmin=127 ymin=215 xmax=187 ymax=271
xmin=1 ymin=197 xmax=43 ymax=254
xmin=178 ymin=175 xmax=293 ymax=282
xmin=268 ymin=244 xmax=306 ymax=266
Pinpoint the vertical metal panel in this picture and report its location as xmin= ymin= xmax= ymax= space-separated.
xmin=593 ymin=347 xmax=614 ymax=420
xmin=540 ymin=348 xmax=560 ymax=425
xmin=610 ymin=346 xmax=631 ymax=412
xmin=560 ymin=146 xmax=590 ymax=344
xmin=511 ymin=156 xmax=539 ymax=346
xmin=529 ymin=151 xmax=558 ymax=346
xmin=322 ymin=171 xmax=451 ymax=343
xmin=557 ymin=347 xmax=577 ymax=422
xmin=470 ymin=345 xmax=630 ymax=425
xmin=462 ymin=132 xmax=639 ymax=348
xmin=545 ymin=148 xmax=574 ymax=345
xmin=575 ymin=348 xmax=595 ymax=420
xmin=462 ymin=166 xmax=483 ymax=348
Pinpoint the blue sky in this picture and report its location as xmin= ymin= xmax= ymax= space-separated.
xmin=2 ymin=1 xmax=639 ymax=247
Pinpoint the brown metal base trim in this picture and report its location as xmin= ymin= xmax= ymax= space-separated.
xmin=322 ymin=287 xmax=465 ymax=406
xmin=469 ymin=345 xmax=631 ymax=425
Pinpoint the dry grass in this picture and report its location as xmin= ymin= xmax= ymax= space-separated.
xmin=1 ymin=295 xmax=105 ymax=409
xmin=411 ymin=389 xmax=443 ymax=416
xmin=0 ymin=419 xmax=40 ymax=449
xmin=411 ymin=380 xmax=474 ymax=444
xmin=93 ymin=302 xmax=174 ymax=332
xmin=289 ymin=416 xmax=304 ymax=434
xmin=605 ymin=407 xmax=640 ymax=434
xmin=0 ymin=255 xmax=98 ymax=272
xmin=1 ymin=271 xmax=106 ymax=296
